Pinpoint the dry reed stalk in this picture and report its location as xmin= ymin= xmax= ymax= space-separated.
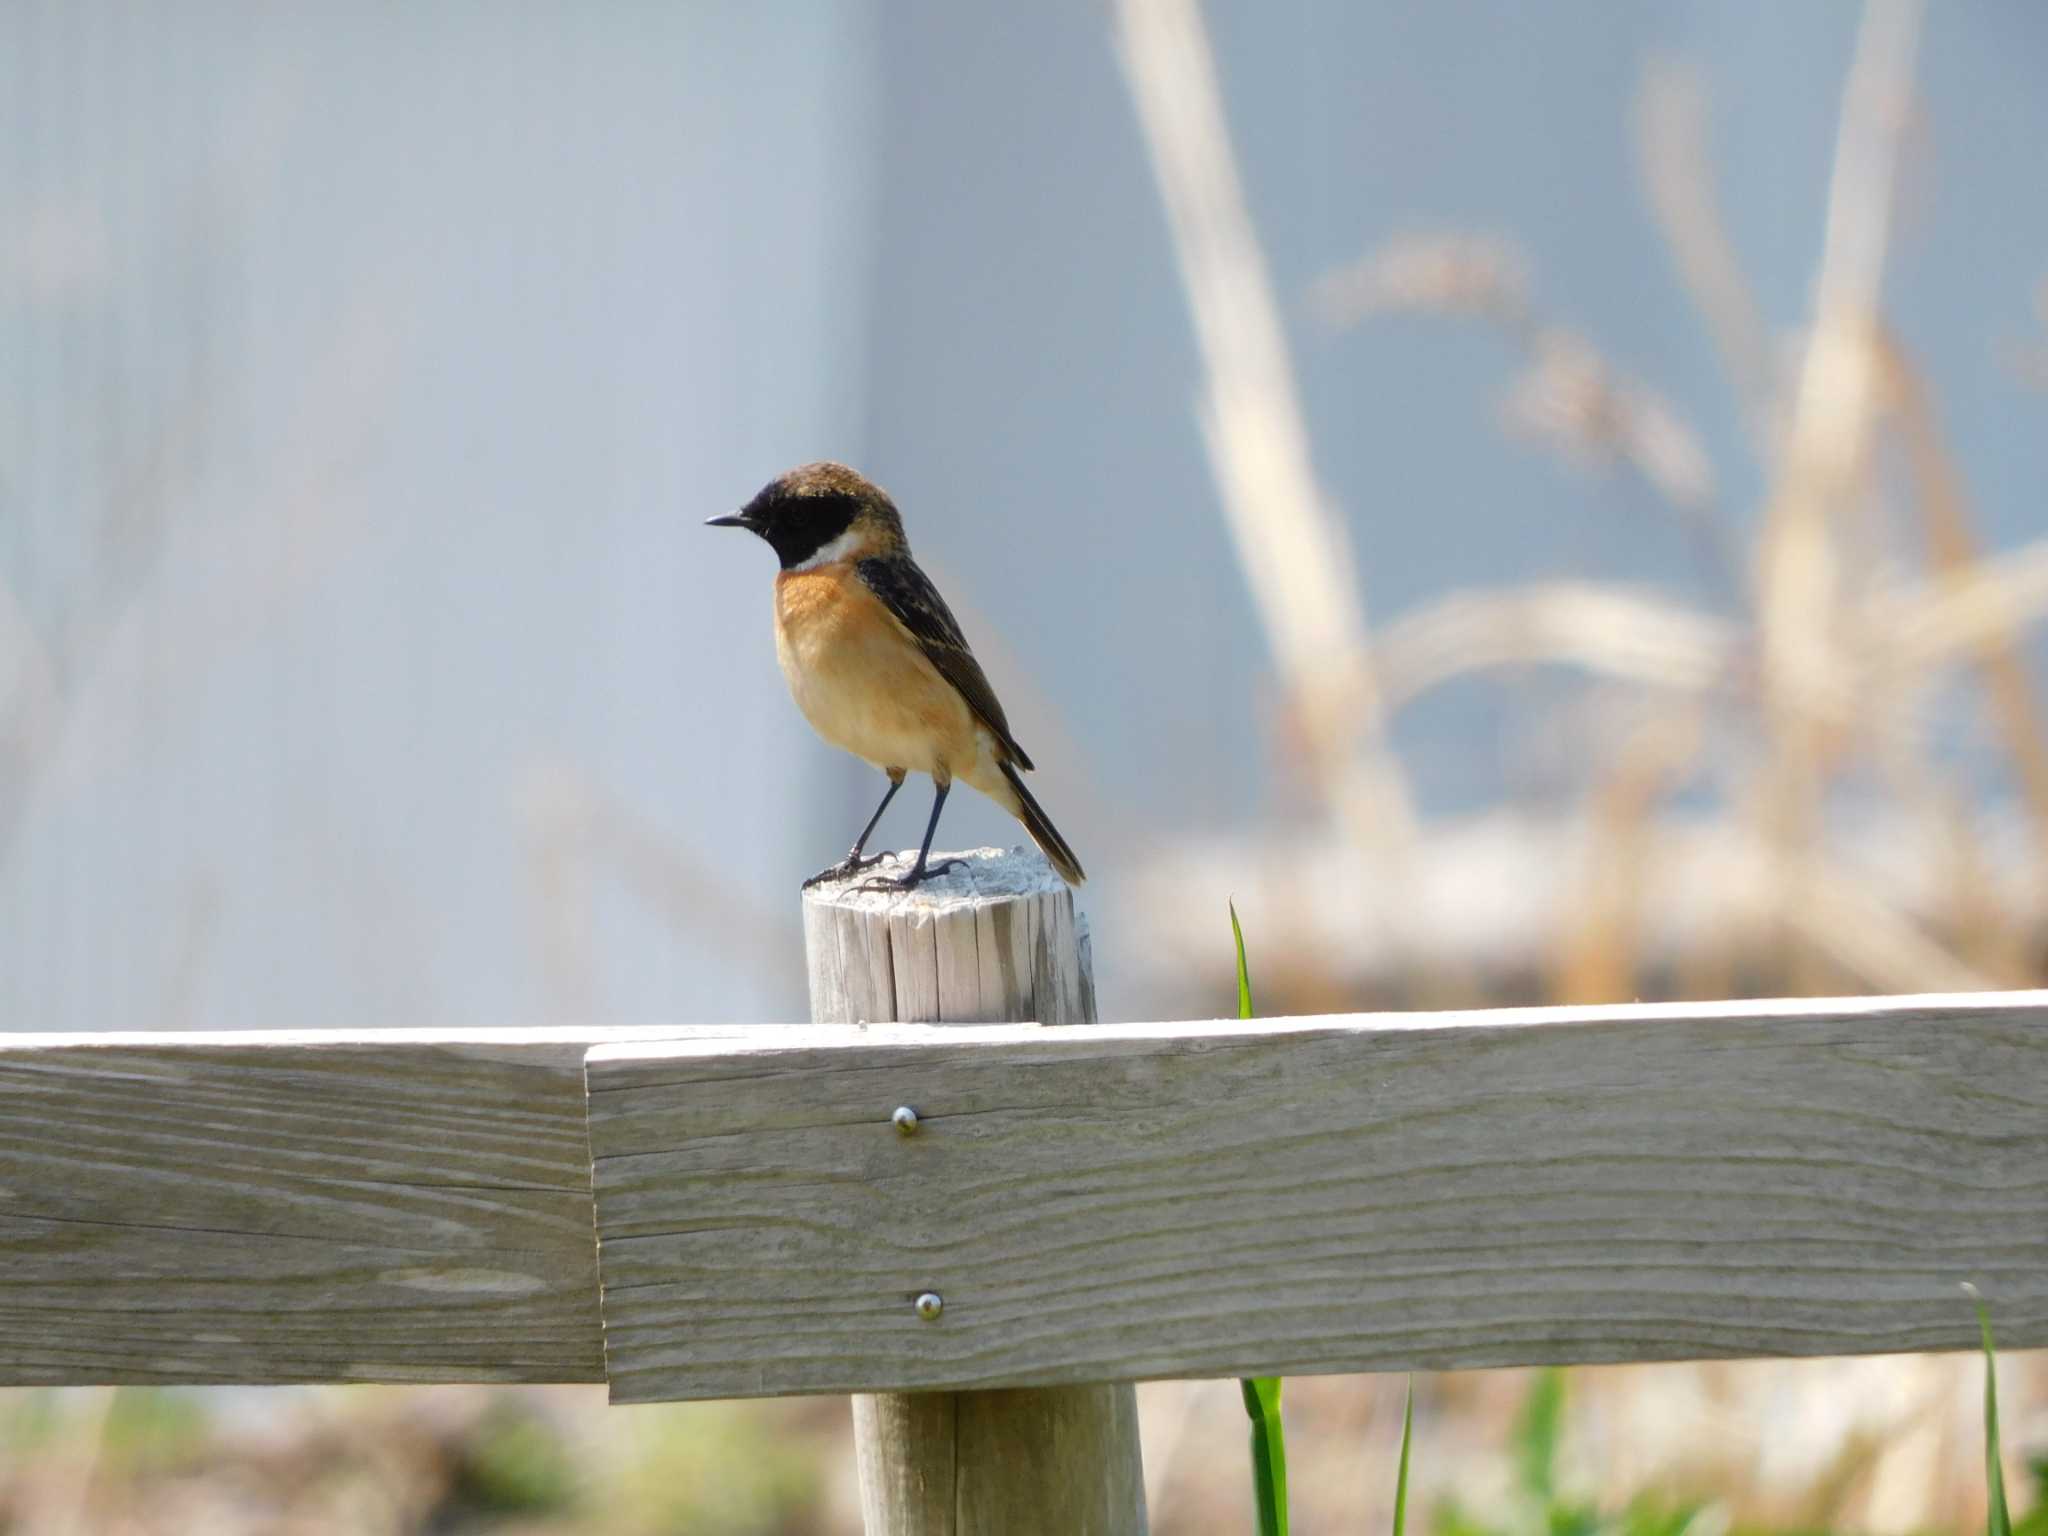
xmin=1129 ymin=0 xmax=2020 ymax=1010
xmin=1565 ymin=792 xmax=1994 ymax=997
xmin=1671 ymin=780 xmax=1784 ymax=1001
xmin=1640 ymin=817 xmax=1993 ymax=996
xmin=1752 ymin=0 xmax=1923 ymax=990
xmin=1777 ymin=838 xmax=1995 ymax=993
xmin=1890 ymin=538 xmax=2048 ymax=665
xmin=1551 ymin=702 xmax=1703 ymax=1003
xmin=1848 ymin=624 xmax=2034 ymax=985
xmin=1671 ymin=912 xmax=1741 ymax=1002
xmin=1303 ymin=8 xmax=2012 ymax=1002
xmin=1875 ymin=326 xmax=2048 ymax=883
xmin=1318 ymin=234 xmax=1727 ymax=575
xmin=1310 ymin=231 xmax=1530 ymax=334
xmin=1372 ymin=581 xmax=1736 ymax=712
xmin=1905 ymin=774 xmax=2031 ymax=985
xmin=1114 ymin=0 xmax=1421 ymax=909
xmin=1503 ymin=327 xmax=1737 ymax=598
xmin=1634 ymin=57 xmax=1778 ymax=458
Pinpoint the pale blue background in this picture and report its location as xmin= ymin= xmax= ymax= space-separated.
xmin=4 ymin=3 xmax=2044 ymax=1029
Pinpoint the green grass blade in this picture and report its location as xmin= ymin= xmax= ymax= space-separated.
xmin=1241 ymin=1375 xmax=1288 ymax=1536
xmin=1390 ymin=1376 xmax=1413 ymax=1536
xmin=2020 ymin=1458 xmax=2048 ymax=1536
xmin=1230 ymin=900 xmax=1253 ymax=1020
xmin=1967 ymin=1284 xmax=2013 ymax=1536
xmin=1512 ymin=1368 xmax=1566 ymax=1501
xmin=1230 ymin=903 xmax=1287 ymax=1535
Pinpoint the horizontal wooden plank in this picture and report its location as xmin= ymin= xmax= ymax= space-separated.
xmin=0 ymin=1028 xmax=731 ymax=1385
xmin=584 ymin=993 xmax=2048 ymax=1402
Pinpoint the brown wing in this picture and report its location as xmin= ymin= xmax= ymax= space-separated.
xmin=856 ymin=556 xmax=1034 ymax=770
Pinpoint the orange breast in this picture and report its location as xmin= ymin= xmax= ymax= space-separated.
xmin=773 ymin=564 xmax=982 ymax=778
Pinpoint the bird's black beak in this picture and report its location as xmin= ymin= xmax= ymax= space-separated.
xmin=705 ymin=511 xmax=750 ymax=529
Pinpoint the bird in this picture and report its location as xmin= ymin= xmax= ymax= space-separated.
xmin=707 ymin=461 xmax=1084 ymax=891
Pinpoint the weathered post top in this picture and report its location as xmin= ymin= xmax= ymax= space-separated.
xmin=801 ymin=846 xmax=1096 ymax=1027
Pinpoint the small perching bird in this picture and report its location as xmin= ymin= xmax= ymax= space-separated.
xmin=708 ymin=462 xmax=1085 ymax=890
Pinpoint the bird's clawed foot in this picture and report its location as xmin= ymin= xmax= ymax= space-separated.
xmin=802 ymin=850 xmax=890 ymax=889
xmin=853 ymin=856 xmax=968 ymax=894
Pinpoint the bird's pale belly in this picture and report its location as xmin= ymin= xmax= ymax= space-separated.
xmin=774 ymin=566 xmax=980 ymax=778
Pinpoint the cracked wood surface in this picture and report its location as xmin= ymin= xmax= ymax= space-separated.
xmin=583 ymin=993 xmax=2048 ymax=1401
xmin=0 ymin=1027 xmax=723 ymax=1384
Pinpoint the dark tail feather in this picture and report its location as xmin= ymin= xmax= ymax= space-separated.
xmin=999 ymin=761 xmax=1085 ymax=886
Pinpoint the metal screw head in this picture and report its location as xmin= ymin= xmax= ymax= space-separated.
xmin=914 ymin=1291 xmax=944 ymax=1322
xmin=891 ymin=1105 xmax=920 ymax=1137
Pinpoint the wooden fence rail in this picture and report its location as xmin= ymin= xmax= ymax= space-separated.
xmin=3 ymin=994 xmax=2043 ymax=1392
xmin=586 ymin=996 xmax=2048 ymax=1400
xmin=0 ymin=1026 xmax=702 ymax=1385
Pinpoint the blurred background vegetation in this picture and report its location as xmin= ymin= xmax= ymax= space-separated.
xmin=3 ymin=0 xmax=2044 ymax=1530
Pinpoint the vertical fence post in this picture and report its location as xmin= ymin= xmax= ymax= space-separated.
xmin=802 ymin=847 xmax=1149 ymax=1536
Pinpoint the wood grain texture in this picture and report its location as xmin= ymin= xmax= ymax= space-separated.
xmin=584 ymin=992 xmax=2048 ymax=1401
xmin=852 ymin=1393 xmax=955 ymax=1533
xmin=800 ymin=847 xmax=1094 ymax=1027
xmin=853 ymin=1387 xmax=1149 ymax=1536
xmin=782 ymin=847 xmax=1144 ymax=1535
xmin=0 ymin=1027 xmax=724 ymax=1385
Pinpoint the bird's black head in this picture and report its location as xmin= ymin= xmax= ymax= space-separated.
xmin=708 ymin=461 xmax=907 ymax=570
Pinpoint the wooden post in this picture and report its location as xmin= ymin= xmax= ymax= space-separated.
xmin=801 ymin=847 xmax=1149 ymax=1536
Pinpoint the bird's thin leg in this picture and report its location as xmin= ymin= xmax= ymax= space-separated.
xmin=804 ymin=771 xmax=906 ymax=888
xmin=859 ymin=779 xmax=967 ymax=892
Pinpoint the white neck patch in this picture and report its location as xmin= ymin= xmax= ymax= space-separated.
xmin=791 ymin=526 xmax=868 ymax=571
